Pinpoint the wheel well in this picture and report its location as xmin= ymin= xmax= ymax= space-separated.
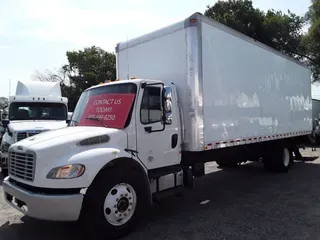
xmin=92 ymin=157 xmax=152 ymax=205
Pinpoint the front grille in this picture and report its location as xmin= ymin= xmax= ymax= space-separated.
xmin=17 ymin=131 xmax=42 ymax=142
xmin=8 ymin=151 xmax=36 ymax=181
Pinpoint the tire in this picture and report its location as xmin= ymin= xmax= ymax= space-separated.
xmin=80 ymin=166 xmax=151 ymax=239
xmin=263 ymin=145 xmax=292 ymax=173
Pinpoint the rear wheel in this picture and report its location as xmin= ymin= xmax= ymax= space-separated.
xmin=263 ymin=145 xmax=292 ymax=173
xmin=280 ymin=147 xmax=292 ymax=171
xmin=80 ymin=166 xmax=151 ymax=239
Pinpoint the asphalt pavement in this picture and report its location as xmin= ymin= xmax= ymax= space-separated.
xmin=1 ymin=148 xmax=320 ymax=240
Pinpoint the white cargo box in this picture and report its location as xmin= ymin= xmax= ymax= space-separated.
xmin=116 ymin=12 xmax=312 ymax=152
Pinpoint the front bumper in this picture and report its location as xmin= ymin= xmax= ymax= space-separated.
xmin=3 ymin=177 xmax=84 ymax=221
xmin=0 ymin=151 xmax=8 ymax=170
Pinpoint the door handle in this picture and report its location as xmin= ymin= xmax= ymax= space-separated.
xmin=171 ymin=134 xmax=178 ymax=148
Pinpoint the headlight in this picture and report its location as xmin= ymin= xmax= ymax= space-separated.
xmin=1 ymin=142 xmax=10 ymax=153
xmin=46 ymin=164 xmax=85 ymax=179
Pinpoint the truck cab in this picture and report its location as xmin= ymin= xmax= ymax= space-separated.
xmin=0 ymin=81 xmax=69 ymax=173
xmin=3 ymin=79 xmax=182 ymax=238
xmin=69 ymin=79 xmax=180 ymax=170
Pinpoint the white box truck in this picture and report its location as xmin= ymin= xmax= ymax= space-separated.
xmin=2 ymin=13 xmax=312 ymax=239
xmin=0 ymin=80 xmax=69 ymax=174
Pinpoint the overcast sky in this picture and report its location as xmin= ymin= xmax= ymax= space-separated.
xmin=0 ymin=0 xmax=313 ymax=98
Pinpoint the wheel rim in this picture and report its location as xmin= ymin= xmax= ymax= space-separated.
xmin=103 ymin=183 xmax=137 ymax=226
xmin=283 ymin=148 xmax=290 ymax=167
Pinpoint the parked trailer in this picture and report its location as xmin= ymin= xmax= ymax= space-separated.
xmin=2 ymin=12 xmax=312 ymax=239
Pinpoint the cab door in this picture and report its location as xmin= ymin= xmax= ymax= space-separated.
xmin=136 ymin=83 xmax=181 ymax=170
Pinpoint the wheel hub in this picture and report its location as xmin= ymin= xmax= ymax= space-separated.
xmin=103 ymin=183 xmax=137 ymax=226
xmin=117 ymin=197 xmax=129 ymax=212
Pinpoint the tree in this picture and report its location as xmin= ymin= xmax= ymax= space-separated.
xmin=31 ymin=68 xmax=68 ymax=83
xmin=62 ymin=46 xmax=116 ymax=110
xmin=304 ymin=0 xmax=320 ymax=82
xmin=205 ymin=0 xmax=265 ymax=41
xmin=263 ymin=9 xmax=306 ymax=61
xmin=33 ymin=46 xmax=116 ymax=111
xmin=63 ymin=46 xmax=116 ymax=90
xmin=205 ymin=0 xmax=307 ymax=63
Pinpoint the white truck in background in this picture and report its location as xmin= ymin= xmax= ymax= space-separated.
xmin=3 ymin=12 xmax=312 ymax=239
xmin=0 ymin=80 xmax=69 ymax=174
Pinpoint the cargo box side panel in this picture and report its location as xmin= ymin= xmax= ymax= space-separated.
xmin=117 ymin=26 xmax=196 ymax=150
xmin=201 ymin=21 xmax=312 ymax=146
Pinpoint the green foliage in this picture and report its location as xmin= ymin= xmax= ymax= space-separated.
xmin=205 ymin=0 xmax=307 ymax=62
xmin=61 ymin=46 xmax=116 ymax=110
xmin=205 ymin=0 xmax=265 ymax=40
xmin=31 ymin=46 xmax=116 ymax=111
xmin=304 ymin=0 xmax=320 ymax=82
xmin=263 ymin=10 xmax=306 ymax=60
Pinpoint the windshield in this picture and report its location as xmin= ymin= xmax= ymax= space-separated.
xmin=71 ymin=83 xmax=137 ymax=129
xmin=9 ymin=102 xmax=67 ymax=121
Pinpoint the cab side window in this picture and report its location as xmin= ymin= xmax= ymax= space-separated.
xmin=140 ymin=86 xmax=162 ymax=124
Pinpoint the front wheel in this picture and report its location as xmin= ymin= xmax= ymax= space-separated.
xmin=80 ymin=166 xmax=151 ymax=239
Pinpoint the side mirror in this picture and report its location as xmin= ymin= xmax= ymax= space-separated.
xmin=161 ymin=113 xmax=172 ymax=125
xmin=162 ymin=86 xmax=172 ymax=125
xmin=2 ymin=119 xmax=9 ymax=128
xmin=165 ymin=114 xmax=172 ymax=125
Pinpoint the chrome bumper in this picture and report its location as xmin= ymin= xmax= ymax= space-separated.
xmin=3 ymin=177 xmax=84 ymax=221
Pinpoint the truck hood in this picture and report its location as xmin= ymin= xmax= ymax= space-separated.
xmin=8 ymin=126 xmax=129 ymax=188
xmin=10 ymin=126 xmax=125 ymax=149
xmin=8 ymin=120 xmax=67 ymax=133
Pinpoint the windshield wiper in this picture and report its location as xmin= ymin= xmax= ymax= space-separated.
xmin=86 ymin=117 xmax=108 ymax=128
